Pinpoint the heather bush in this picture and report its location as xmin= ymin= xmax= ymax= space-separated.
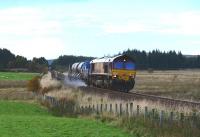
xmin=27 ymin=76 xmax=41 ymax=93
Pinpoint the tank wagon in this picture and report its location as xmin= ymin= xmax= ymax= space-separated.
xmin=68 ymin=54 xmax=136 ymax=92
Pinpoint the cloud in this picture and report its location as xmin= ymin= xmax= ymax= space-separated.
xmin=0 ymin=3 xmax=200 ymax=59
xmin=5 ymin=37 xmax=65 ymax=59
xmin=159 ymin=11 xmax=200 ymax=35
xmin=0 ymin=7 xmax=64 ymax=59
xmin=0 ymin=6 xmax=102 ymax=59
xmin=102 ymin=11 xmax=200 ymax=36
xmin=0 ymin=7 xmax=62 ymax=36
xmin=191 ymin=41 xmax=200 ymax=45
xmin=103 ymin=22 xmax=151 ymax=33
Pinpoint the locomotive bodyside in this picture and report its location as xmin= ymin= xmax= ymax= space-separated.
xmin=89 ymin=54 xmax=136 ymax=92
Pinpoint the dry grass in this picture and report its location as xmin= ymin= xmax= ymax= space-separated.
xmin=39 ymin=72 xmax=62 ymax=94
xmin=42 ymin=75 xmax=200 ymax=137
xmin=46 ymin=86 xmax=199 ymax=115
xmin=40 ymin=70 xmax=200 ymax=114
xmin=0 ymin=80 xmax=34 ymax=100
xmin=0 ymin=88 xmax=34 ymax=100
xmin=0 ymin=80 xmax=27 ymax=88
xmin=133 ymin=70 xmax=200 ymax=101
xmin=40 ymin=72 xmax=62 ymax=89
xmin=0 ymin=73 xmax=35 ymax=100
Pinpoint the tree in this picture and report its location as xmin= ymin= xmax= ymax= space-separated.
xmin=29 ymin=57 xmax=49 ymax=73
xmin=51 ymin=55 xmax=94 ymax=71
xmin=0 ymin=48 xmax=15 ymax=69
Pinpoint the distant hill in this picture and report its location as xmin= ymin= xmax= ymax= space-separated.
xmin=51 ymin=55 xmax=94 ymax=71
xmin=47 ymin=59 xmax=54 ymax=66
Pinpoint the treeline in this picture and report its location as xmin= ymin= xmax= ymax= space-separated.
xmin=123 ymin=49 xmax=200 ymax=69
xmin=52 ymin=49 xmax=200 ymax=71
xmin=0 ymin=48 xmax=48 ymax=72
xmin=51 ymin=55 xmax=94 ymax=71
xmin=2 ymin=48 xmax=200 ymax=72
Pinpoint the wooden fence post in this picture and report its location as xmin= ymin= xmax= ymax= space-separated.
xmin=192 ymin=112 xmax=197 ymax=127
xmin=115 ymin=104 xmax=118 ymax=115
xmin=119 ymin=104 xmax=122 ymax=116
xmin=180 ymin=113 xmax=184 ymax=125
xmin=105 ymin=104 xmax=107 ymax=111
xmin=144 ymin=106 xmax=148 ymax=120
xmin=51 ymin=97 xmax=53 ymax=104
xmin=92 ymin=105 xmax=95 ymax=112
xmin=169 ymin=111 xmax=173 ymax=125
xmin=159 ymin=110 xmax=164 ymax=127
xmin=55 ymin=100 xmax=57 ymax=106
xmin=96 ymin=104 xmax=99 ymax=114
xmin=81 ymin=106 xmax=84 ymax=113
xmin=152 ymin=109 xmax=155 ymax=119
xmin=126 ymin=103 xmax=128 ymax=116
xmin=110 ymin=104 xmax=112 ymax=113
xmin=130 ymin=103 xmax=133 ymax=116
xmin=85 ymin=106 xmax=88 ymax=114
xmin=137 ymin=105 xmax=140 ymax=116
xmin=100 ymin=104 xmax=103 ymax=113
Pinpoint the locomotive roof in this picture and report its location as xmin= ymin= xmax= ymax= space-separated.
xmin=90 ymin=54 xmax=133 ymax=63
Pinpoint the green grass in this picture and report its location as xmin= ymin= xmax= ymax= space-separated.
xmin=0 ymin=72 xmax=38 ymax=80
xmin=0 ymin=101 xmax=131 ymax=137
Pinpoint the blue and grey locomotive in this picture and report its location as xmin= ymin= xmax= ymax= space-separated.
xmin=68 ymin=54 xmax=136 ymax=92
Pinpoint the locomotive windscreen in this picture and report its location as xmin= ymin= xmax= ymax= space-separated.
xmin=114 ymin=62 xmax=123 ymax=69
xmin=114 ymin=61 xmax=135 ymax=70
xmin=125 ymin=62 xmax=135 ymax=70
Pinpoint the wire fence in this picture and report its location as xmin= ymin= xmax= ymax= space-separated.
xmin=43 ymin=95 xmax=200 ymax=128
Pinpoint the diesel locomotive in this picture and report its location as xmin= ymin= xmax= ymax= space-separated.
xmin=68 ymin=54 xmax=136 ymax=92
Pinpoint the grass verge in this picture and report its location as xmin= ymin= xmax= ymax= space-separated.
xmin=0 ymin=101 xmax=131 ymax=137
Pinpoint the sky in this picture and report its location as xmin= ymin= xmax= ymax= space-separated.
xmin=0 ymin=0 xmax=200 ymax=59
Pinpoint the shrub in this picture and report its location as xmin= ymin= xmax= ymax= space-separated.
xmin=27 ymin=76 xmax=41 ymax=93
xmin=46 ymin=97 xmax=77 ymax=117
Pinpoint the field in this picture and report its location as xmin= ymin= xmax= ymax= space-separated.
xmin=0 ymin=72 xmax=38 ymax=81
xmin=0 ymin=72 xmax=131 ymax=137
xmin=134 ymin=70 xmax=200 ymax=101
xmin=0 ymin=70 xmax=199 ymax=137
xmin=0 ymin=71 xmax=38 ymax=99
xmin=0 ymin=101 xmax=130 ymax=137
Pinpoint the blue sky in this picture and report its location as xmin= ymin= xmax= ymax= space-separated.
xmin=0 ymin=0 xmax=200 ymax=59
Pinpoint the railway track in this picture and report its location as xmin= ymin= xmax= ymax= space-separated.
xmin=57 ymin=72 xmax=200 ymax=110
xmin=79 ymin=86 xmax=200 ymax=110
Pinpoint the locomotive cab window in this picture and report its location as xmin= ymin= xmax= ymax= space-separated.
xmin=125 ymin=62 xmax=135 ymax=70
xmin=114 ymin=61 xmax=123 ymax=69
xmin=114 ymin=60 xmax=135 ymax=70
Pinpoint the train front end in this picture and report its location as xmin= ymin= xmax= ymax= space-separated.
xmin=111 ymin=55 xmax=136 ymax=92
